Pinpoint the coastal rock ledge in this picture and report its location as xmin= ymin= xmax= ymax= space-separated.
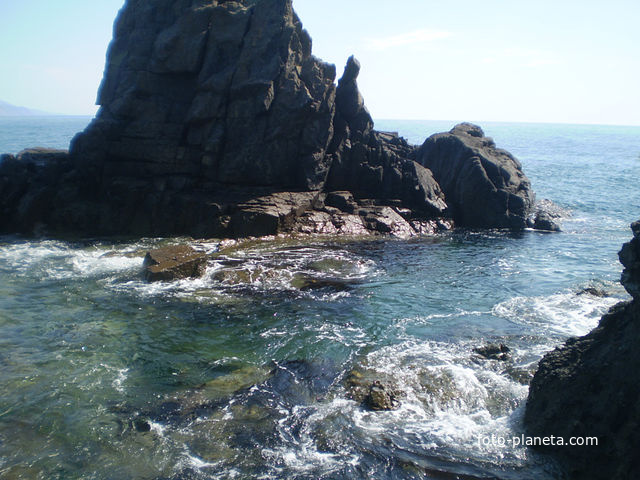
xmin=1 ymin=0 xmax=536 ymax=238
xmin=525 ymin=220 xmax=640 ymax=480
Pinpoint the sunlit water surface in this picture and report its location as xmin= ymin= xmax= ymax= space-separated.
xmin=0 ymin=118 xmax=639 ymax=479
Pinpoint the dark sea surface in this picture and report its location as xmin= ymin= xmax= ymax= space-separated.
xmin=1 ymin=116 xmax=639 ymax=479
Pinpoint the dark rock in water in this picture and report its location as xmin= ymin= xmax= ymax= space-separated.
xmin=619 ymin=220 xmax=640 ymax=299
xmin=531 ymin=211 xmax=561 ymax=232
xmin=473 ymin=343 xmax=511 ymax=361
xmin=133 ymin=417 xmax=151 ymax=433
xmin=143 ymin=245 xmax=207 ymax=282
xmin=263 ymin=359 xmax=340 ymax=405
xmin=0 ymin=0 xmax=535 ymax=238
xmin=295 ymin=275 xmax=355 ymax=292
xmin=416 ymin=123 xmax=535 ymax=229
xmin=577 ymin=287 xmax=610 ymax=298
xmin=364 ymin=381 xmax=401 ymax=411
xmin=527 ymin=198 xmax=567 ymax=231
xmin=345 ymin=368 xmax=403 ymax=411
xmin=525 ymin=221 xmax=640 ymax=480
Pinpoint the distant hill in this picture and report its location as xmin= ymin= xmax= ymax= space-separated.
xmin=0 ymin=100 xmax=53 ymax=116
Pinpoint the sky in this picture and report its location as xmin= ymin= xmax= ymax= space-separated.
xmin=0 ymin=0 xmax=639 ymax=125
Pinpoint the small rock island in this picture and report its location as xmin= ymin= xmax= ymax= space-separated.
xmin=0 ymin=0 xmax=537 ymax=238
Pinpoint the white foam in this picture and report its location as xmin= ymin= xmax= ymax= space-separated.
xmin=493 ymin=292 xmax=620 ymax=337
xmin=112 ymin=368 xmax=129 ymax=393
xmin=336 ymin=339 xmax=535 ymax=468
xmin=0 ymin=239 xmax=144 ymax=281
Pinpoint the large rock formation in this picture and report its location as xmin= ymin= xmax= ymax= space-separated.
xmin=0 ymin=0 xmax=537 ymax=238
xmin=74 ymin=0 xmax=336 ymax=191
xmin=417 ymin=123 xmax=535 ymax=229
xmin=525 ymin=220 xmax=640 ymax=479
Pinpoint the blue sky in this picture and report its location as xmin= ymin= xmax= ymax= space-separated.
xmin=1 ymin=0 xmax=639 ymax=125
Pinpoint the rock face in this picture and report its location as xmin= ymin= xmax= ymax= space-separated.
xmin=417 ymin=123 xmax=535 ymax=229
xmin=619 ymin=220 xmax=640 ymax=298
xmin=74 ymin=0 xmax=336 ymax=191
xmin=525 ymin=220 xmax=640 ymax=479
xmin=0 ymin=0 xmax=537 ymax=238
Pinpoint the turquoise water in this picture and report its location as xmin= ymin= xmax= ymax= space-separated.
xmin=0 ymin=117 xmax=639 ymax=479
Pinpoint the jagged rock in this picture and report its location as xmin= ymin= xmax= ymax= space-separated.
xmin=133 ymin=418 xmax=152 ymax=433
xmin=473 ymin=343 xmax=511 ymax=361
xmin=525 ymin=221 xmax=640 ymax=480
xmin=143 ymin=245 xmax=208 ymax=282
xmin=619 ymin=220 xmax=640 ymax=299
xmin=0 ymin=0 xmax=535 ymax=238
xmin=77 ymin=0 xmax=337 ymax=191
xmin=325 ymin=57 xmax=448 ymax=219
xmin=416 ymin=123 xmax=535 ymax=229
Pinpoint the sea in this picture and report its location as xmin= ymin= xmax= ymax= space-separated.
xmin=0 ymin=116 xmax=639 ymax=479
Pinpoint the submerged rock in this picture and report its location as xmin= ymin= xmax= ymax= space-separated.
xmin=142 ymin=245 xmax=207 ymax=282
xmin=525 ymin=220 xmax=640 ymax=479
xmin=416 ymin=123 xmax=535 ymax=229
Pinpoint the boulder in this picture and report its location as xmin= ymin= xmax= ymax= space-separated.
xmin=527 ymin=198 xmax=566 ymax=231
xmin=531 ymin=211 xmax=561 ymax=232
xmin=142 ymin=245 xmax=208 ymax=282
xmin=416 ymin=123 xmax=535 ymax=229
xmin=525 ymin=221 xmax=640 ymax=479
xmin=473 ymin=343 xmax=511 ymax=361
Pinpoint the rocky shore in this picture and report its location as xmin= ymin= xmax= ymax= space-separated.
xmin=0 ymin=0 xmax=540 ymax=239
xmin=525 ymin=220 xmax=640 ymax=479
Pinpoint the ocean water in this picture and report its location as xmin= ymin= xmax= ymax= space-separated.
xmin=0 ymin=116 xmax=93 ymax=154
xmin=0 ymin=117 xmax=639 ymax=479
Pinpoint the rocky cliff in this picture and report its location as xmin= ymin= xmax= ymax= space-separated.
xmin=525 ymin=220 xmax=640 ymax=479
xmin=0 ymin=0 xmax=536 ymax=238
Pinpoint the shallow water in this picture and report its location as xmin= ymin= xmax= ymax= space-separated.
xmin=0 ymin=119 xmax=639 ymax=479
